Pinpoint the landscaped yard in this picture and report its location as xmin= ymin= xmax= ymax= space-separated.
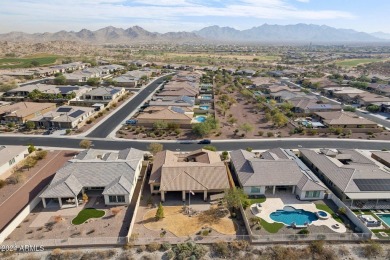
xmin=315 ymin=204 xmax=342 ymax=223
xmin=72 ymin=208 xmax=105 ymax=225
xmin=142 ymin=206 xmax=237 ymax=237
xmin=248 ymin=197 xmax=266 ymax=205
xmin=335 ymin=58 xmax=384 ymax=67
xmin=260 ymin=218 xmax=284 ymax=233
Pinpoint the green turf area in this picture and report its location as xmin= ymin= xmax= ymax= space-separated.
xmin=335 ymin=58 xmax=383 ymax=67
xmin=372 ymin=229 xmax=390 ymax=239
xmin=260 ymin=218 xmax=284 ymax=233
xmin=71 ymin=208 xmax=105 ymax=225
xmin=248 ymin=197 xmax=266 ymax=204
xmin=315 ymin=204 xmax=342 ymax=223
xmin=0 ymin=55 xmax=58 ymax=69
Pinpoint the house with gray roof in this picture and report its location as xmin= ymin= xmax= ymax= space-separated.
xmin=149 ymin=149 xmax=231 ymax=202
xmin=300 ymin=149 xmax=390 ymax=209
xmin=230 ymin=148 xmax=327 ymax=200
xmin=40 ymin=148 xmax=144 ymax=208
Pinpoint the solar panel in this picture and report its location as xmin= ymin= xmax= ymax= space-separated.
xmin=68 ymin=110 xmax=85 ymax=118
xmin=57 ymin=107 xmax=72 ymax=113
xmin=57 ymin=86 xmax=79 ymax=93
xmin=171 ymin=106 xmax=185 ymax=114
xmin=354 ymin=179 xmax=390 ymax=191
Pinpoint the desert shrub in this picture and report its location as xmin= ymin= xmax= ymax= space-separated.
xmin=309 ymin=240 xmax=325 ymax=254
xmin=298 ymin=229 xmax=309 ymax=236
xmin=162 ymin=242 xmax=172 ymax=251
xmin=267 ymin=132 xmax=274 ymax=137
xmin=361 ymin=241 xmax=383 ymax=258
xmin=202 ymin=229 xmax=209 ymax=236
xmin=137 ymin=245 xmax=146 ymax=253
xmin=173 ymin=242 xmax=207 ymax=260
xmin=165 ymin=250 xmax=175 ymax=260
xmin=65 ymin=129 xmax=71 ymax=135
xmin=80 ymin=249 xmax=116 ymax=260
xmin=213 ymin=241 xmax=230 ymax=257
xmin=338 ymin=245 xmax=349 ymax=256
xmin=146 ymin=242 xmax=161 ymax=252
xmin=118 ymin=251 xmax=135 ymax=260
xmin=258 ymin=131 xmax=264 ymax=136
xmin=0 ymin=179 xmax=6 ymax=189
xmin=230 ymin=240 xmax=250 ymax=251
xmin=35 ymin=150 xmax=48 ymax=160
xmin=111 ymin=207 xmax=122 ymax=216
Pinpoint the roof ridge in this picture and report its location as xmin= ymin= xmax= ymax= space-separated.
xmin=183 ymin=170 xmax=208 ymax=189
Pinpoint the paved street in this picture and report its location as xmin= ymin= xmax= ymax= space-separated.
xmin=0 ymin=136 xmax=389 ymax=151
xmin=86 ymin=76 xmax=169 ymax=138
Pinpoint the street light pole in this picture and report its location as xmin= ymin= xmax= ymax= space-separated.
xmin=188 ymin=190 xmax=191 ymax=217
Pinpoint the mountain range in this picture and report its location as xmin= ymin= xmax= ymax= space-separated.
xmin=0 ymin=24 xmax=388 ymax=44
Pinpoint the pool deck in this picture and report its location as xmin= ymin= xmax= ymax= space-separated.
xmin=252 ymin=194 xmax=346 ymax=233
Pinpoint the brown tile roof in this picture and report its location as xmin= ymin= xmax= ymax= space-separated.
xmin=149 ymin=149 xmax=230 ymax=191
xmin=137 ymin=107 xmax=193 ymax=121
xmin=315 ymin=111 xmax=376 ymax=125
xmin=0 ymin=102 xmax=55 ymax=118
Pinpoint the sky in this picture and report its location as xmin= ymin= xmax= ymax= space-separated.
xmin=0 ymin=0 xmax=389 ymax=34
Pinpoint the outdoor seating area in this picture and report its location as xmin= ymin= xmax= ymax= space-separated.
xmin=358 ymin=214 xmax=382 ymax=227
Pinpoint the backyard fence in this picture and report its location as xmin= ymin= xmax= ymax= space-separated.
xmin=1 ymin=237 xmax=128 ymax=248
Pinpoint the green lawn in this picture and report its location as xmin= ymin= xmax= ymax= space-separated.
xmin=0 ymin=55 xmax=59 ymax=69
xmin=72 ymin=208 xmax=105 ymax=225
xmin=372 ymin=229 xmax=390 ymax=239
xmin=335 ymin=58 xmax=383 ymax=67
xmin=315 ymin=204 xmax=342 ymax=223
xmin=260 ymin=218 xmax=284 ymax=233
xmin=248 ymin=197 xmax=266 ymax=204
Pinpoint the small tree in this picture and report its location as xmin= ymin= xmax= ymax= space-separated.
xmin=224 ymin=188 xmax=248 ymax=213
xmin=82 ymin=193 xmax=89 ymax=203
xmin=54 ymin=75 xmax=66 ymax=85
xmin=239 ymin=123 xmax=254 ymax=135
xmin=25 ymin=121 xmax=35 ymax=130
xmin=147 ymin=143 xmax=163 ymax=155
xmin=221 ymin=151 xmax=229 ymax=161
xmin=155 ymin=202 xmax=164 ymax=221
xmin=28 ymin=144 xmax=36 ymax=153
xmin=79 ymin=139 xmax=92 ymax=149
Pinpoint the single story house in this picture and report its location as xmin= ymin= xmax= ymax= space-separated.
xmin=136 ymin=106 xmax=193 ymax=128
xmin=149 ymin=149 xmax=231 ymax=202
xmin=0 ymin=145 xmax=28 ymax=179
xmin=230 ymin=148 xmax=327 ymax=200
xmin=367 ymin=84 xmax=390 ymax=97
xmin=300 ymin=149 xmax=390 ymax=209
xmin=289 ymin=97 xmax=342 ymax=114
xmin=40 ymin=148 xmax=144 ymax=208
xmin=69 ymin=86 xmax=126 ymax=106
xmin=4 ymin=84 xmax=89 ymax=99
xmin=30 ymin=105 xmax=95 ymax=129
xmin=112 ymin=75 xmax=138 ymax=88
xmin=314 ymin=111 xmax=377 ymax=128
xmin=149 ymin=95 xmax=195 ymax=107
xmin=0 ymin=102 xmax=56 ymax=124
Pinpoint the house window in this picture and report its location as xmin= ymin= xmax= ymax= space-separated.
xmin=109 ymin=196 xmax=116 ymax=203
xmin=8 ymin=158 xmax=16 ymax=166
xmin=305 ymin=191 xmax=320 ymax=198
xmin=109 ymin=195 xmax=126 ymax=203
xmin=153 ymin=185 xmax=160 ymax=191
xmin=250 ymin=187 xmax=261 ymax=194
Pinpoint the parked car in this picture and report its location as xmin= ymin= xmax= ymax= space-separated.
xmin=198 ymin=139 xmax=211 ymax=144
xmin=125 ymin=119 xmax=138 ymax=125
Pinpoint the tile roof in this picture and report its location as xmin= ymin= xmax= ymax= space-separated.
xmin=149 ymin=149 xmax=230 ymax=191
xmin=0 ymin=102 xmax=55 ymax=118
xmin=300 ymin=149 xmax=390 ymax=193
xmin=137 ymin=106 xmax=193 ymax=121
xmin=315 ymin=111 xmax=376 ymax=125
xmin=230 ymin=149 xmax=326 ymax=191
xmin=40 ymin=148 xmax=144 ymax=198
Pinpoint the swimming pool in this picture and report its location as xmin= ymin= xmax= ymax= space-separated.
xmin=199 ymin=105 xmax=210 ymax=110
xmin=195 ymin=116 xmax=207 ymax=123
xmin=200 ymin=95 xmax=212 ymax=100
xmin=377 ymin=213 xmax=390 ymax=227
xmin=270 ymin=206 xmax=319 ymax=226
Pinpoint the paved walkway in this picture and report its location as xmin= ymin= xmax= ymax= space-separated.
xmin=251 ymin=193 xmax=347 ymax=233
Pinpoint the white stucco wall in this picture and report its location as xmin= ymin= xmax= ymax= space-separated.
xmin=0 ymin=148 xmax=28 ymax=179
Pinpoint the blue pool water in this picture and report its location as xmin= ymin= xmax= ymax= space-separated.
xmin=195 ymin=116 xmax=207 ymax=123
xmin=377 ymin=214 xmax=390 ymax=227
xmin=200 ymin=95 xmax=212 ymax=100
xmin=270 ymin=207 xmax=318 ymax=225
xmin=199 ymin=105 xmax=209 ymax=110
xmin=318 ymin=211 xmax=327 ymax=217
